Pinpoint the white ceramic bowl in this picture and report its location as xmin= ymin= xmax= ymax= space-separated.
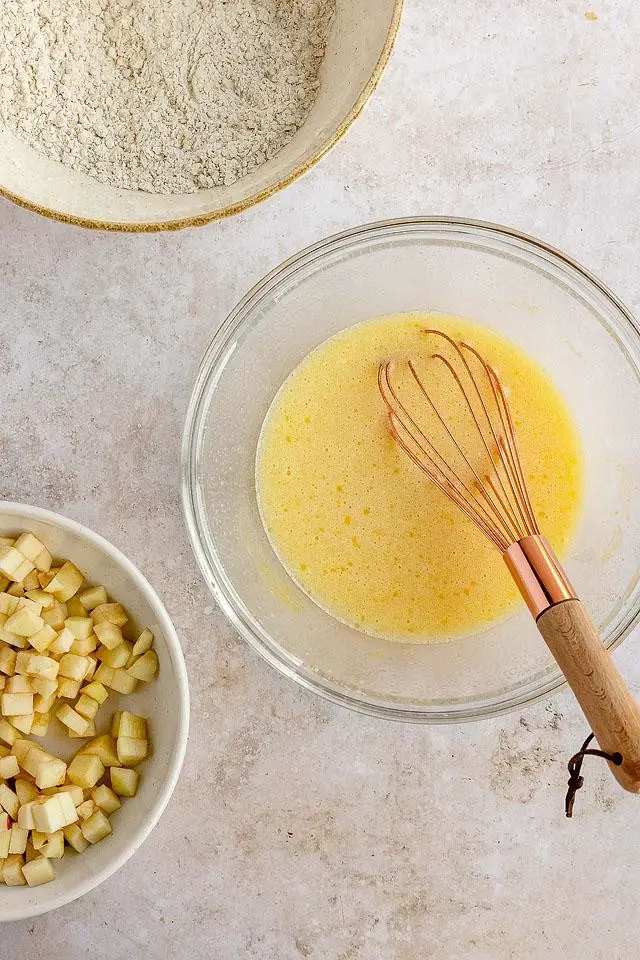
xmin=0 ymin=502 xmax=189 ymax=921
xmin=0 ymin=0 xmax=402 ymax=232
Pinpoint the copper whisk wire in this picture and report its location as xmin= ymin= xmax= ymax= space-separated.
xmin=378 ymin=329 xmax=541 ymax=554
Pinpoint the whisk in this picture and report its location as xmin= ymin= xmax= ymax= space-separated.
xmin=379 ymin=329 xmax=640 ymax=795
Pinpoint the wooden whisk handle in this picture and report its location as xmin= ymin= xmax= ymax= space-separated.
xmin=537 ymin=599 xmax=640 ymax=793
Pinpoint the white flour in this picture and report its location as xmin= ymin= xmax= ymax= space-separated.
xmin=0 ymin=0 xmax=335 ymax=194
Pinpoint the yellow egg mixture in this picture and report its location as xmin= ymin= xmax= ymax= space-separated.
xmin=256 ymin=314 xmax=583 ymax=642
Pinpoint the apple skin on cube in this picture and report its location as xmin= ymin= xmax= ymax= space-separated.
xmin=22 ymin=855 xmax=55 ymax=886
xmin=80 ymin=809 xmax=111 ymax=844
xmin=110 ymin=766 xmax=138 ymax=797
xmin=67 ymin=753 xmax=105 ymax=789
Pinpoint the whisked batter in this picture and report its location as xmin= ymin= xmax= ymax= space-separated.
xmin=256 ymin=314 xmax=583 ymax=642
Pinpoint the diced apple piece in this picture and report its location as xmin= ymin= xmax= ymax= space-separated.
xmin=17 ymin=652 xmax=59 ymax=681
xmin=30 ymin=712 xmax=50 ymax=737
xmin=0 ymin=545 xmax=29 ymax=579
xmin=17 ymin=801 xmax=37 ymax=830
xmin=31 ymin=676 xmax=57 ymax=699
xmin=132 ymin=628 xmax=154 ymax=659
xmin=67 ymin=753 xmax=104 ymax=789
xmin=5 ymin=675 xmax=31 ymax=693
xmin=6 ymin=581 xmax=25 ymax=597
xmin=35 ymin=757 xmax=66 ymax=790
xmin=0 ymin=621 xmax=28 ymax=649
xmin=76 ymin=799 xmax=95 ymax=820
xmin=11 ymin=714 xmax=34 ymax=735
xmin=22 ymin=570 xmax=40 ymax=592
xmin=75 ymin=694 xmax=99 ymax=720
xmin=0 ymin=645 xmax=16 ymax=676
xmin=11 ymin=558 xmax=36 ymax=583
xmin=70 ymin=636 xmax=98 ymax=657
xmin=91 ymin=784 xmax=121 ymax=814
xmin=93 ymin=663 xmax=114 ymax=687
xmin=38 ymin=567 xmax=59 ymax=589
xmin=110 ymin=766 xmax=138 ymax=797
xmin=79 ymin=734 xmax=119 ymax=767
xmin=0 ymin=594 xmax=19 ymax=616
xmin=34 ymin=691 xmax=55 ymax=714
xmin=0 ymin=829 xmax=9 ymax=858
xmin=59 ymin=653 xmax=90 ymax=681
xmin=0 ymin=754 xmax=19 ymax=778
xmin=117 ymin=736 xmax=148 ymax=767
xmin=49 ymin=627 xmax=75 ymax=656
xmin=1 ymin=691 xmax=33 ymax=716
xmin=25 ymin=589 xmax=55 ymax=611
xmin=78 ymin=585 xmax=108 ymax=612
xmin=14 ymin=533 xmax=46 ymax=564
xmin=56 ymin=703 xmax=89 ymax=736
xmin=68 ymin=719 xmax=95 ymax=739
xmin=8 ymin=826 xmax=28 ymax=855
xmin=107 ymin=669 xmax=137 ymax=695
xmin=2 ymin=853 xmax=26 ymax=885
xmin=98 ymin=641 xmax=131 ymax=669
xmin=64 ymin=617 xmax=93 ymax=640
xmin=80 ymin=809 xmax=111 ymax=844
xmin=63 ymin=822 xmax=89 ymax=853
xmin=43 ymin=561 xmax=84 ymax=602
xmin=118 ymin=711 xmax=147 ymax=740
xmin=31 ymin=796 xmax=64 ymax=834
xmin=56 ymin=791 xmax=79 ymax=827
xmin=56 ymin=784 xmax=83 ymax=806
xmin=40 ymin=831 xmax=64 ymax=859
xmin=15 ymin=779 xmax=38 ymax=805
xmin=19 ymin=742 xmax=48 ymax=777
xmin=28 ymin=624 xmax=58 ymax=653
xmin=56 ymin=676 xmax=81 ymax=699
xmin=42 ymin=600 xmax=67 ymax=631
xmin=5 ymin=607 xmax=44 ymax=637
xmin=83 ymin=658 xmax=97 ymax=682
xmin=65 ymin=596 xmax=86 ymax=618
xmin=127 ymin=650 xmax=158 ymax=682
xmin=0 ymin=783 xmax=19 ymax=818
xmin=81 ymin=681 xmax=108 ymax=704
xmin=93 ymin=621 xmax=123 ymax=651
xmin=92 ymin=603 xmax=127 ymax=627
xmin=111 ymin=712 xmax=122 ymax=738
xmin=23 ymin=855 xmax=55 ymax=886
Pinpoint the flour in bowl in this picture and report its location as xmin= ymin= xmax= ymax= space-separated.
xmin=0 ymin=0 xmax=335 ymax=194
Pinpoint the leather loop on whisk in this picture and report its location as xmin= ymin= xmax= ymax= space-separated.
xmin=565 ymin=732 xmax=623 ymax=817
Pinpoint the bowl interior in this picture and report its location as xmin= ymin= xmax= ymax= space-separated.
xmin=185 ymin=220 xmax=640 ymax=720
xmin=0 ymin=503 xmax=188 ymax=920
xmin=0 ymin=0 xmax=400 ymax=228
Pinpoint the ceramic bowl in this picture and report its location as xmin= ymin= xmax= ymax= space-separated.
xmin=0 ymin=0 xmax=402 ymax=231
xmin=0 ymin=502 xmax=189 ymax=920
xmin=182 ymin=217 xmax=640 ymax=722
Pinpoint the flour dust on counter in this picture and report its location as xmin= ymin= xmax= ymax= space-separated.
xmin=0 ymin=0 xmax=335 ymax=194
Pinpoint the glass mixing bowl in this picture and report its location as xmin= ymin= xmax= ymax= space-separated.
xmin=182 ymin=218 xmax=640 ymax=722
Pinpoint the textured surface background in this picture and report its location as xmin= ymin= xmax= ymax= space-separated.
xmin=1 ymin=1 xmax=640 ymax=956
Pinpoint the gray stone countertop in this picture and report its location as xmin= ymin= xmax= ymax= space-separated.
xmin=1 ymin=1 xmax=639 ymax=956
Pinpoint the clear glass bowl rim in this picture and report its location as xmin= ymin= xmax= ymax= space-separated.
xmin=182 ymin=215 xmax=640 ymax=723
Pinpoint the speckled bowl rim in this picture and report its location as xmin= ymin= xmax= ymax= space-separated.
xmin=0 ymin=0 xmax=403 ymax=233
xmin=0 ymin=501 xmax=190 ymax=921
xmin=182 ymin=215 xmax=640 ymax=724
